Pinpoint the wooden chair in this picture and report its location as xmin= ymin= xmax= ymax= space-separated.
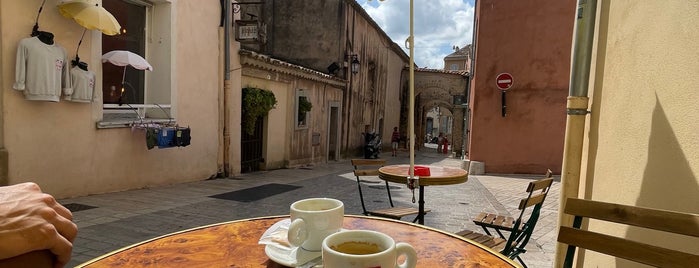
xmin=558 ymin=198 xmax=699 ymax=268
xmin=455 ymin=229 xmax=507 ymax=250
xmin=351 ymin=159 xmax=423 ymax=220
xmin=458 ymin=169 xmax=554 ymax=268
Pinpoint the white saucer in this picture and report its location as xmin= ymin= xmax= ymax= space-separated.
xmin=265 ymin=244 xmax=322 ymax=267
xmin=261 ymin=218 xmax=347 ymax=267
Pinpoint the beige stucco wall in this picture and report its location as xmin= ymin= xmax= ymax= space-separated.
xmin=1 ymin=0 xmax=226 ymax=198
xmin=241 ymin=72 xmax=290 ymax=170
xmin=575 ymin=1 xmax=699 ymax=266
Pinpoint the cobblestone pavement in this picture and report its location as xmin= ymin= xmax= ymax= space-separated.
xmin=60 ymin=148 xmax=559 ymax=267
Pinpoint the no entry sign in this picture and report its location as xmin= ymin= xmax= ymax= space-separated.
xmin=496 ymin=73 xmax=513 ymax=90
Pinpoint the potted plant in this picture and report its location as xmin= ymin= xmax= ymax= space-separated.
xmin=298 ymin=97 xmax=312 ymax=122
xmin=242 ymin=87 xmax=277 ymax=135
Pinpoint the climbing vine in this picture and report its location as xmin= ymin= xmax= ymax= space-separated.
xmin=242 ymin=87 xmax=277 ymax=135
xmin=297 ymin=96 xmax=313 ymax=122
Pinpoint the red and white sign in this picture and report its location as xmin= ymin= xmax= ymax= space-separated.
xmin=495 ymin=73 xmax=513 ymax=90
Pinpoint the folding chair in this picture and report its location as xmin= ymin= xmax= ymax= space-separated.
xmin=457 ymin=169 xmax=554 ymax=268
xmin=351 ymin=159 xmax=422 ymax=220
xmin=558 ymin=198 xmax=699 ymax=268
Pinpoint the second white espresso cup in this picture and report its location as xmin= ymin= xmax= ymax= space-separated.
xmin=322 ymin=230 xmax=417 ymax=268
xmin=288 ymin=198 xmax=344 ymax=252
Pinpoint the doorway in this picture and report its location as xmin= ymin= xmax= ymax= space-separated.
xmin=327 ymin=102 xmax=341 ymax=161
xmin=241 ymin=116 xmax=264 ymax=173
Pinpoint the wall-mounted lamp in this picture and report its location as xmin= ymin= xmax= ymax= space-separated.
xmin=350 ymin=54 xmax=360 ymax=74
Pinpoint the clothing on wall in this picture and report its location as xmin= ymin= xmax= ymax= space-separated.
xmin=64 ymin=66 xmax=96 ymax=103
xmin=157 ymin=127 xmax=176 ymax=148
xmin=174 ymin=127 xmax=191 ymax=147
xmin=140 ymin=124 xmax=191 ymax=150
xmin=146 ymin=128 xmax=158 ymax=149
xmin=13 ymin=36 xmax=70 ymax=102
xmin=156 ymin=127 xmax=192 ymax=148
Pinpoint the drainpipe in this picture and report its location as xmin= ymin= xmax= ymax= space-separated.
xmin=222 ymin=0 xmax=232 ymax=177
xmin=464 ymin=0 xmax=478 ymax=159
xmin=469 ymin=0 xmax=478 ymax=80
xmin=555 ymin=0 xmax=597 ymax=266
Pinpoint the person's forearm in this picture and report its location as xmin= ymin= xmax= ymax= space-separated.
xmin=0 ymin=250 xmax=54 ymax=268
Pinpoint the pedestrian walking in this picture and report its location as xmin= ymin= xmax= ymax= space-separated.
xmin=437 ymin=132 xmax=444 ymax=153
xmin=391 ymin=127 xmax=400 ymax=156
xmin=442 ymin=135 xmax=449 ymax=154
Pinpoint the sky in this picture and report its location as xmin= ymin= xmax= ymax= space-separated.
xmin=359 ymin=0 xmax=475 ymax=69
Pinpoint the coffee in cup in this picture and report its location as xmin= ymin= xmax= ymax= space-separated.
xmin=331 ymin=241 xmax=383 ymax=255
xmin=322 ymin=230 xmax=417 ymax=268
xmin=288 ymin=198 xmax=344 ymax=252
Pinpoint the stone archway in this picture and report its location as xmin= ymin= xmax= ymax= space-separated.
xmin=412 ymin=70 xmax=469 ymax=157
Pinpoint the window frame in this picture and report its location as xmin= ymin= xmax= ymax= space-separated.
xmin=98 ymin=0 xmax=174 ymax=128
xmin=295 ymin=90 xmax=310 ymax=129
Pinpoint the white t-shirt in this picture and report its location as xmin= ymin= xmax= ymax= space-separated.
xmin=65 ymin=66 xmax=96 ymax=103
xmin=13 ymin=36 xmax=70 ymax=102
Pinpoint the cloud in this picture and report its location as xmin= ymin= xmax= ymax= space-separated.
xmin=361 ymin=0 xmax=474 ymax=69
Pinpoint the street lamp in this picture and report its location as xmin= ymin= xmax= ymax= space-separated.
xmin=351 ymin=55 xmax=360 ymax=74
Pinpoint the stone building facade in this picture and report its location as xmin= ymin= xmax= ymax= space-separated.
xmin=237 ymin=0 xmax=409 ymax=161
xmin=444 ymin=45 xmax=472 ymax=72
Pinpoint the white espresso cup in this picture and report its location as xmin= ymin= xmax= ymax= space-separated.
xmin=322 ymin=230 xmax=417 ymax=268
xmin=288 ymin=198 xmax=344 ymax=252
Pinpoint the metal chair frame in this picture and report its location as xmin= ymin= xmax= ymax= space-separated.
xmin=351 ymin=159 xmax=420 ymax=221
xmin=471 ymin=170 xmax=554 ymax=268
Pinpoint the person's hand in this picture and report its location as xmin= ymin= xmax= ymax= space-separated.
xmin=0 ymin=182 xmax=78 ymax=268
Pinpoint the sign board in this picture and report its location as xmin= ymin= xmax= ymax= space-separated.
xmin=312 ymin=132 xmax=321 ymax=146
xmin=495 ymin=73 xmax=513 ymax=90
xmin=235 ymin=20 xmax=261 ymax=43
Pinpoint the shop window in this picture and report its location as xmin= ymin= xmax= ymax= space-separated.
xmin=99 ymin=0 xmax=173 ymax=128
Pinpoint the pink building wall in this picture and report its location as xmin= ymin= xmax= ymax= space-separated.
xmin=468 ymin=0 xmax=576 ymax=174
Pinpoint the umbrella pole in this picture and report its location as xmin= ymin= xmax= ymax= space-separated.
xmin=122 ymin=66 xmax=127 ymax=87
xmin=408 ymin=0 xmax=415 ymax=177
xmin=120 ymin=66 xmax=127 ymax=102
xmin=31 ymin=0 xmax=47 ymax=36
xmin=73 ymin=29 xmax=87 ymax=66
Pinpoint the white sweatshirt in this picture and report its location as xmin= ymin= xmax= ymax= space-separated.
xmin=65 ymin=66 xmax=96 ymax=103
xmin=13 ymin=36 xmax=70 ymax=102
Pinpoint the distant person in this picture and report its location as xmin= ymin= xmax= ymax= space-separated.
xmin=0 ymin=182 xmax=77 ymax=268
xmin=442 ymin=135 xmax=449 ymax=154
xmin=437 ymin=132 xmax=444 ymax=153
xmin=391 ymin=127 xmax=400 ymax=156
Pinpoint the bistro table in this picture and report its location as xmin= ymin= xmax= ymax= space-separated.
xmin=378 ymin=164 xmax=469 ymax=224
xmin=76 ymin=215 xmax=517 ymax=268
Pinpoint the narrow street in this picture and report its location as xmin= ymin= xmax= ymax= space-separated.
xmin=62 ymin=148 xmax=558 ymax=267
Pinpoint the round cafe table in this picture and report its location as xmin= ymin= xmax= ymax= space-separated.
xmin=76 ymin=215 xmax=517 ymax=268
xmin=379 ymin=164 xmax=469 ymax=224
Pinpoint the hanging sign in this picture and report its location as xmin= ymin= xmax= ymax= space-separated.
xmin=235 ymin=20 xmax=264 ymax=43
